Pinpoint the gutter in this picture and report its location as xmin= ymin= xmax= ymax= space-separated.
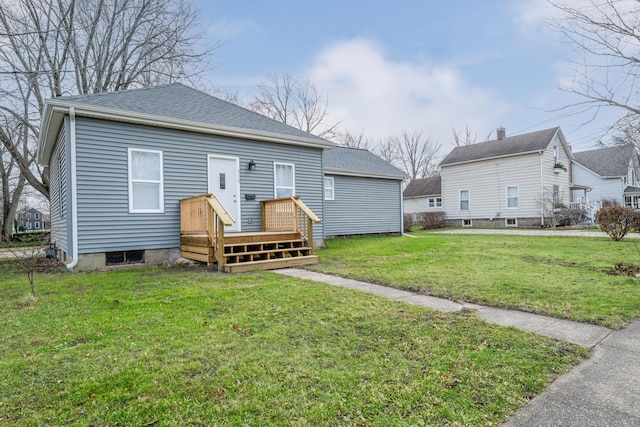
xmin=66 ymin=107 xmax=79 ymax=270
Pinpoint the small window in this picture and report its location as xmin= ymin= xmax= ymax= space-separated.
xmin=462 ymin=219 xmax=472 ymax=227
xmin=553 ymin=184 xmax=560 ymax=206
xmin=460 ymin=190 xmax=470 ymax=211
xmin=324 ymin=176 xmax=334 ymax=200
xmin=505 ymin=218 xmax=517 ymax=227
xmin=274 ymin=162 xmax=295 ymax=198
xmin=428 ymin=197 xmax=442 ymax=208
xmin=128 ymin=148 xmax=164 ymax=213
xmin=106 ymin=250 xmax=145 ymax=266
xmin=506 ymin=186 xmax=519 ymax=208
xmin=34 ymin=222 xmax=40 ymax=229
xmin=26 ymin=213 xmax=32 ymax=220
xmin=35 ymin=213 xmax=41 ymax=220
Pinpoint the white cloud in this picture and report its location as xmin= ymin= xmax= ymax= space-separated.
xmin=307 ymin=38 xmax=509 ymax=148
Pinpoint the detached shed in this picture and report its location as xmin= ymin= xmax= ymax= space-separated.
xmin=323 ymin=147 xmax=407 ymax=237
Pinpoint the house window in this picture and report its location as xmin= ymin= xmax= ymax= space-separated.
xmin=459 ymin=190 xmax=470 ymax=211
xmin=506 ymin=186 xmax=519 ymax=208
xmin=34 ymin=222 xmax=40 ymax=229
xmin=26 ymin=212 xmax=31 ymax=220
xmin=324 ymin=176 xmax=334 ymax=200
xmin=553 ymin=184 xmax=560 ymax=206
xmin=35 ymin=212 xmax=40 ymax=220
xmin=274 ymin=162 xmax=295 ymax=198
xmin=128 ymin=148 xmax=164 ymax=213
xmin=462 ymin=219 xmax=472 ymax=227
xmin=428 ymin=197 xmax=442 ymax=208
xmin=106 ymin=250 xmax=145 ymax=266
xmin=625 ymin=195 xmax=640 ymax=209
xmin=505 ymin=218 xmax=517 ymax=227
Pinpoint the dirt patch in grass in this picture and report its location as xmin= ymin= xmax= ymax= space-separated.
xmin=610 ymin=264 xmax=640 ymax=277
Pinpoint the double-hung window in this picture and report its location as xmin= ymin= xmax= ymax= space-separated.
xmin=428 ymin=197 xmax=442 ymax=208
xmin=459 ymin=190 xmax=470 ymax=211
xmin=274 ymin=162 xmax=295 ymax=198
xmin=506 ymin=186 xmax=519 ymax=208
xmin=324 ymin=176 xmax=334 ymax=200
xmin=128 ymin=148 xmax=164 ymax=213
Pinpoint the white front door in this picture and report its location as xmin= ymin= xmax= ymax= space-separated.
xmin=208 ymin=155 xmax=240 ymax=232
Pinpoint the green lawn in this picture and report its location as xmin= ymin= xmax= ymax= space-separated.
xmin=1 ymin=261 xmax=586 ymax=426
xmin=312 ymin=233 xmax=640 ymax=329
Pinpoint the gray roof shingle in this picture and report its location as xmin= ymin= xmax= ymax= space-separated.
xmin=323 ymin=147 xmax=407 ymax=179
xmin=440 ymin=127 xmax=560 ymax=166
xmin=55 ymin=83 xmax=329 ymax=144
xmin=403 ymin=176 xmax=442 ymax=197
xmin=573 ymin=145 xmax=637 ymax=177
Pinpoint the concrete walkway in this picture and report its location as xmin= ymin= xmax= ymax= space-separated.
xmin=273 ymin=268 xmax=640 ymax=426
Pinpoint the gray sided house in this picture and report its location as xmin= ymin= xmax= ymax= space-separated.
xmin=439 ymin=127 xmax=573 ymax=228
xmin=323 ymin=147 xmax=407 ymax=236
xmin=37 ymin=83 xmax=333 ymax=270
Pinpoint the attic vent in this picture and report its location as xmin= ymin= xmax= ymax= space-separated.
xmin=497 ymin=127 xmax=506 ymax=140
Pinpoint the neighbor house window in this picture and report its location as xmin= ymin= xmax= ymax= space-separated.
xmin=553 ymin=184 xmax=560 ymax=206
xmin=128 ymin=148 xmax=164 ymax=213
xmin=35 ymin=212 xmax=40 ymax=220
xmin=505 ymin=218 xmax=517 ymax=227
xmin=34 ymin=222 xmax=40 ymax=229
xmin=462 ymin=219 xmax=472 ymax=227
xmin=459 ymin=190 xmax=470 ymax=211
xmin=324 ymin=176 xmax=334 ymax=200
xmin=274 ymin=162 xmax=295 ymax=198
xmin=428 ymin=197 xmax=442 ymax=208
xmin=506 ymin=186 xmax=519 ymax=208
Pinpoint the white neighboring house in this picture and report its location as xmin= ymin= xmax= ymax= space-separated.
xmin=571 ymin=144 xmax=640 ymax=209
xmin=403 ymin=176 xmax=442 ymax=216
xmin=439 ymin=127 xmax=573 ymax=228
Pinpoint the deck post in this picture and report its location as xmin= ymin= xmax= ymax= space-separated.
xmin=217 ymin=216 xmax=225 ymax=270
xmin=307 ymin=217 xmax=314 ymax=249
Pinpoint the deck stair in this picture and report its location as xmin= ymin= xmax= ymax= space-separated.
xmin=180 ymin=194 xmax=320 ymax=273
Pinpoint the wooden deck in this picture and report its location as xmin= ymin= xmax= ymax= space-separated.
xmin=180 ymin=195 xmax=320 ymax=273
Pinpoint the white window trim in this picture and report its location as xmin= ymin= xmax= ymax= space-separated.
xmin=128 ymin=148 xmax=164 ymax=214
xmin=324 ymin=176 xmax=335 ymax=200
xmin=274 ymin=162 xmax=295 ymax=198
xmin=505 ymin=218 xmax=518 ymax=227
xmin=506 ymin=185 xmax=519 ymax=209
xmin=462 ymin=219 xmax=472 ymax=227
xmin=459 ymin=190 xmax=470 ymax=211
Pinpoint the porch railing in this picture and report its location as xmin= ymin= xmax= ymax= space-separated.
xmin=569 ymin=200 xmax=603 ymax=223
xmin=261 ymin=196 xmax=321 ymax=248
xmin=180 ymin=194 xmax=235 ymax=268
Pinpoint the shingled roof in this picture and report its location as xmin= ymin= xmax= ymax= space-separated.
xmin=323 ymin=147 xmax=407 ymax=180
xmin=440 ymin=127 xmax=561 ymax=166
xmin=53 ymin=83 xmax=329 ymax=143
xmin=403 ymin=176 xmax=442 ymax=198
xmin=573 ymin=145 xmax=638 ymax=177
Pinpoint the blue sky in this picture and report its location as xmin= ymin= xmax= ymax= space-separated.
xmin=196 ymin=0 xmax=624 ymax=152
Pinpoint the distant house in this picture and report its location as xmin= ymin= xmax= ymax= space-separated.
xmin=572 ymin=144 xmax=640 ymax=208
xmin=439 ymin=127 xmax=572 ymax=228
xmin=17 ymin=208 xmax=49 ymax=231
xmin=403 ymin=176 xmax=442 ymax=216
xmin=323 ymin=147 xmax=407 ymax=237
xmin=37 ymin=83 xmax=404 ymax=271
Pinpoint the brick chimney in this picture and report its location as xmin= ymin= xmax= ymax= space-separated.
xmin=497 ymin=127 xmax=506 ymax=140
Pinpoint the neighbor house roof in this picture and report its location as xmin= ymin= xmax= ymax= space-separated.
xmin=403 ymin=176 xmax=442 ymax=198
xmin=38 ymin=83 xmax=333 ymax=164
xmin=573 ymin=145 xmax=638 ymax=178
xmin=440 ymin=127 xmax=561 ymax=166
xmin=323 ymin=147 xmax=407 ymax=180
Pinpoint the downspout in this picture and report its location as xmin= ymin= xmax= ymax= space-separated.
xmin=66 ymin=107 xmax=79 ymax=270
xmin=540 ymin=151 xmax=545 ymax=227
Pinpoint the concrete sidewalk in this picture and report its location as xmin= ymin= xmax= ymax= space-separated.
xmin=273 ymin=268 xmax=640 ymax=426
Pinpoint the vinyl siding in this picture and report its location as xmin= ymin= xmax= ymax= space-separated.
xmin=324 ymin=174 xmax=402 ymax=237
xmin=74 ymin=117 xmax=323 ymax=253
xmin=404 ymin=196 xmax=442 ymax=214
xmin=441 ymin=140 xmax=571 ymax=222
xmin=49 ymin=118 xmax=71 ymax=253
xmin=572 ymin=163 xmax=623 ymax=204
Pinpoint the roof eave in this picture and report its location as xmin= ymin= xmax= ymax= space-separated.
xmin=324 ymin=167 xmax=407 ymax=180
xmin=37 ymin=99 xmax=334 ymax=164
xmin=440 ymin=149 xmax=545 ymax=167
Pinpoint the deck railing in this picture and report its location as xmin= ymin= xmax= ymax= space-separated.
xmin=261 ymin=196 xmax=321 ymax=248
xmin=180 ymin=194 xmax=235 ymax=268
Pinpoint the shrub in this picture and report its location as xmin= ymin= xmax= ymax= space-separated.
xmin=403 ymin=213 xmax=416 ymax=232
xmin=601 ymin=198 xmax=621 ymax=208
xmin=554 ymin=207 xmax=588 ymax=226
xmin=12 ymin=231 xmax=50 ymax=243
xmin=595 ymin=206 xmax=640 ymax=241
xmin=417 ymin=211 xmax=445 ymax=230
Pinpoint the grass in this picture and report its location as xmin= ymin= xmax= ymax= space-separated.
xmin=311 ymin=233 xmax=640 ymax=329
xmin=0 ymin=260 xmax=586 ymax=426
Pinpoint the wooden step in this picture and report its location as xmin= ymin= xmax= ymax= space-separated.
xmin=223 ymin=255 xmax=319 ymax=273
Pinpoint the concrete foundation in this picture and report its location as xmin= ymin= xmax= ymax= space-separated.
xmin=67 ymin=247 xmax=182 ymax=272
xmin=444 ymin=217 xmax=545 ymax=229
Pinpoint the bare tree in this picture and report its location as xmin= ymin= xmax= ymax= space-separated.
xmin=248 ymin=73 xmax=341 ymax=139
xmin=371 ymin=136 xmax=399 ymax=165
xmin=549 ymin=0 xmax=640 ymax=124
xmin=452 ymin=124 xmax=477 ymax=146
xmin=0 ymin=0 xmax=212 ymax=233
xmin=396 ymin=131 xmax=441 ymax=179
xmin=1 ymin=117 xmax=27 ymax=241
xmin=601 ymin=114 xmax=640 ymax=150
xmin=334 ymin=129 xmax=371 ymax=149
